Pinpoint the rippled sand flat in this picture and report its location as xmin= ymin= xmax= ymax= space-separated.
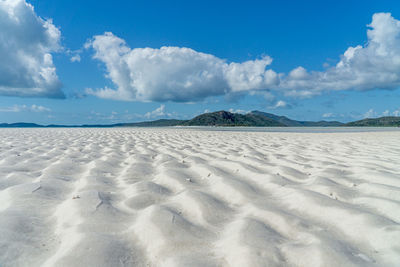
xmin=0 ymin=128 xmax=399 ymax=267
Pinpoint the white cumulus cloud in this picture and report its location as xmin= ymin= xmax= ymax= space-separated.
xmin=281 ymin=13 xmax=400 ymax=96
xmin=268 ymin=100 xmax=289 ymax=109
xmin=85 ymin=32 xmax=279 ymax=102
xmin=70 ymin=54 xmax=81 ymax=63
xmin=0 ymin=0 xmax=63 ymax=98
xmin=86 ymin=13 xmax=400 ymax=102
xmin=144 ymin=105 xmax=167 ymax=119
xmin=322 ymin=112 xmax=334 ymax=118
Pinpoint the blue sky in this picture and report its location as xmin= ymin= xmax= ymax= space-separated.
xmin=1 ymin=0 xmax=400 ymax=124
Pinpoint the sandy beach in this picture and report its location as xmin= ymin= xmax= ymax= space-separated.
xmin=0 ymin=128 xmax=399 ymax=267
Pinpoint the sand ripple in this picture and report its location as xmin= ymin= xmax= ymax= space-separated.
xmin=0 ymin=128 xmax=399 ymax=266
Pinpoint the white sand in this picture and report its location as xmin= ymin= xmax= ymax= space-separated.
xmin=0 ymin=128 xmax=399 ymax=267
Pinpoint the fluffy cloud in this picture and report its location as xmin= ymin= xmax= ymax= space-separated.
xmin=0 ymin=0 xmax=63 ymax=98
xmin=268 ymin=100 xmax=289 ymax=109
xmin=87 ymin=13 xmax=400 ymax=102
xmin=281 ymin=13 xmax=400 ymax=96
xmin=322 ymin=112 xmax=334 ymax=118
xmin=70 ymin=54 xmax=81 ymax=63
xmin=85 ymin=32 xmax=279 ymax=102
xmin=144 ymin=105 xmax=167 ymax=119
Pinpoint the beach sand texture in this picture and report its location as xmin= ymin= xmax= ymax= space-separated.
xmin=0 ymin=128 xmax=399 ymax=267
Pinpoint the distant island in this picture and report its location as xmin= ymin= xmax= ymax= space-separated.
xmin=1 ymin=110 xmax=399 ymax=127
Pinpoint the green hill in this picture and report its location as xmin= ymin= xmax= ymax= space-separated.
xmin=182 ymin=111 xmax=286 ymax=126
xmin=345 ymin=116 xmax=400 ymax=127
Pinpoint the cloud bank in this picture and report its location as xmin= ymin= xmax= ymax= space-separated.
xmin=363 ymin=108 xmax=400 ymax=118
xmin=85 ymin=32 xmax=279 ymax=102
xmin=87 ymin=12 xmax=400 ymax=102
xmin=0 ymin=0 xmax=63 ymax=98
xmin=0 ymin=104 xmax=51 ymax=113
